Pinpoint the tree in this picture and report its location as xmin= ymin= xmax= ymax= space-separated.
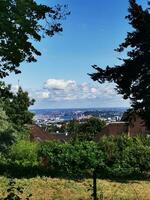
xmin=67 ymin=119 xmax=80 ymax=140
xmin=0 ymin=81 xmax=35 ymax=131
xmin=0 ymin=102 xmax=10 ymax=132
xmin=78 ymin=117 xmax=106 ymax=140
xmin=0 ymin=0 xmax=70 ymax=78
xmin=67 ymin=118 xmax=105 ymax=141
xmin=4 ymin=87 xmax=35 ymax=130
xmin=0 ymin=102 xmax=15 ymax=155
xmin=90 ymin=0 xmax=150 ymax=129
xmin=0 ymin=81 xmax=13 ymax=99
xmin=39 ymin=141 xmax=104 ymax=200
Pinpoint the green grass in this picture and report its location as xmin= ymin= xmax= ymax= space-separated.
xmin=0 ymin=176 xmax=150 ymax=200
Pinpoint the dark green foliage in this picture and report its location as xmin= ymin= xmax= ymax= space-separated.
xmin=67 ymin=119 xmax=79 ymax=138
xmin=0 ymin=103 xmax=16 ymax=155
xmin=97 ymin=136 xmax=150 ymax=177
xmin=78 ymin=118 xmax=106 ymax=141
xmin=4 ymin=87 xmax=35 ymax=130
xmin=67 ymin=118 xmax=106 ymax=141
xmin=1 ymin=136 xmax=150 ymax=179
xmin=0 ymin=0 xmax=70 ymax=78
xmin=0 ymin=82 xmax=35 ymax=131
xmin=0 ymin=82 xmax=35 ymax=171
xmin=39 ymin=141 xmax=104 ymax=179
xmin=0 ymin=82 xmax=13 ymax=100
xmin=0 ymin=129 xmax=15 ymax=155
xmin=39 ymin=136 xmax=150 ymax=179
xmin=90 ymin=0 xmax=150 ymax=129
xmin=124 ymin=145 xmax=150 ymax=175
xmin=47 ymin=123 xmax=66 ymax=133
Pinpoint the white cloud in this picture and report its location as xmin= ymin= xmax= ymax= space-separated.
xmin=32 ymin=90 xmax=50 ymax=99
xmin=27 ymin=78 xmax=130 ymax=108
xmin=44 ymin=79 xmax=77 ymax=91
xmin=40 ymin=91 xmax=49 ymax=99
xmin=31 ymin=79 xmax=120 ymax=103
xmin=91 ymin=87 xmax=97 ymax=94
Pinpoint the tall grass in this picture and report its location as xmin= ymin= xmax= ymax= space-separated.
xmin=0 ymin=177 xmax=150 ymax=200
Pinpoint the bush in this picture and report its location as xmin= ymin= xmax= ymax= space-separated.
xmin=97 ymin=135 xmax=150 ymax=178
xmin=39 ymin=136 xmax=150 ymax=179
xmin=10 ymin=140 xmax=39 ymax=167
xmin=124 ymin=144 xmax=150 ymax=175
xmin=1 ymin=135 xmax=150 ymax=179
xmin=39 ymin=141 xmax=105 ymax=179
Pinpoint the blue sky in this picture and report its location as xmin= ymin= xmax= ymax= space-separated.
xmin=4 ymin=0 xmax=147 ymax=108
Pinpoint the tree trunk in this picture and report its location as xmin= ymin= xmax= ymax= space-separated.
xmin=93 ymin=170 xmax=97 ymax=200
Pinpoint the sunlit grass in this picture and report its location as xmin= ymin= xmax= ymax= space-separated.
xmin=0 ymin=176 xmax=150 ymax=200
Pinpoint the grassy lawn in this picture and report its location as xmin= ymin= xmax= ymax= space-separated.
xmin=0 ymin=176 xmax=150 ymax=200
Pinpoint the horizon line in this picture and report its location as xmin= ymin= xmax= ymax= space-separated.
xmin=30 ymin=107 xmax=129 ymax=110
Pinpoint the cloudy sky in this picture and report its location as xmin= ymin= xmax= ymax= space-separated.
xmin=3 ymin=0 xmax=146 ymax=109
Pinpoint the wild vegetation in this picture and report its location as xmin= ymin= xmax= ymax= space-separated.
xmin=0 ymin=135 xmax=149 ymax=180
xmin=0 ymin=0 xmax=150 ymax=199
xmin=0 ymin=177 xmax=150 ymax=200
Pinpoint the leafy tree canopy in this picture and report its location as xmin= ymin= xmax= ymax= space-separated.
xmin=0 ymin=0 xmax=70 ymax=78
xmin=0 ymin=102 xmax=16 ymax=154
xmin=67 ymin=118 xmax=106 ymax=141
xmin=0 ymin=102 xmax=10 ymax=132
xmin=90 ymin=0 xmax=150 ymax=129
xmin=0 ymin=81 xmax=35 ymax=130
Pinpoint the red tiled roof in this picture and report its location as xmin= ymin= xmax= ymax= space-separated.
xmin=30 ymin=124 xmax=69 ymax=142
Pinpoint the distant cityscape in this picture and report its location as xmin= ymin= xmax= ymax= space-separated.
xmin=31 ymin=108 xmax=128 ymax=126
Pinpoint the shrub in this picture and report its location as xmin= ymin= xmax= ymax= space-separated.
xmin=124 ymin=144 xmax=150 ymax=175
xmin=10 ymin=140 xmax=39 ymax=167
xmin=1 ymin=135 xmax=150 ymax=179
xmin=97 ymin=135 xmax=150 ymax=178
xmin=39 ymin=141 xmax=105 ymax=179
